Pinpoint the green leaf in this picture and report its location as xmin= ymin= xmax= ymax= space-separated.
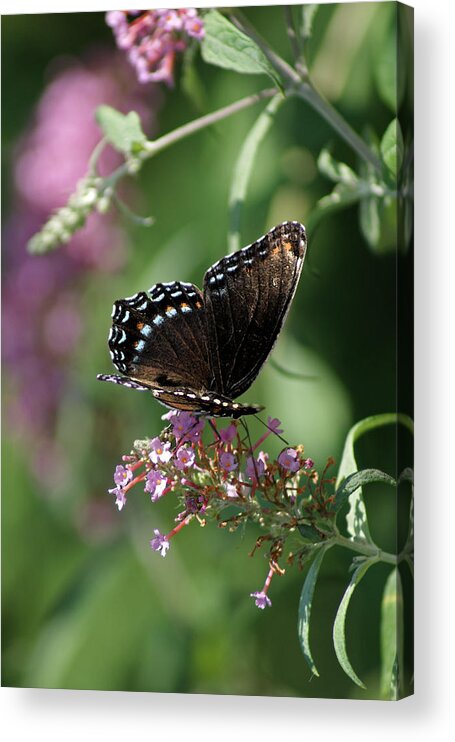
xmin=181 ymin=43 xmax=208 ymax=112
xmin=336 ymin=413 xmax=414 ymax=542
xmin=297 ymin=523 xmax=323 ymax=542
xmin=335 ymin=468 xmax=396 ymax=513
xmin=380 ymin=118 xmax=404 ymax=178
xmin=333 ymin=557 xmax=377 ymax=688
xmin=380 ymin=568 xmax=404 ymax=699
xmin=298 ymin=546 xmax=331 ymax=676
xmin=301 ymin=4 xmax=319 ymax=40
xmin=359 ymin=195 xmax=381 ymax=249
xmin=201 ymin=11 xmax=281 ymax=86
xmin=228 ymin=93 xmax=284 ymax=251
xmin=375 ymin=25 xmax=397 ymax=112
xmin=374 ymin=18 xmax=406 ymax=113
xmin=96 ymin=106 xmax=147 ymax=156
xmin=318 ymin=149 xmax=359 ymax=185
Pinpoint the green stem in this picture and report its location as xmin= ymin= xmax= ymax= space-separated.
xmin=228 ymin=92 xmax=285 ymax=252
xmin=102 ymin=87 xmax=278 ymax=192
xmin=283 ymin=5 xmax=307 ymax=78
xmin=230 ymin=10 xmax=382 ymax=173
xmin=332 ymin=533 xmax=397 ymax=566
xmin=292 ymin=83 xmax=382 ymax=172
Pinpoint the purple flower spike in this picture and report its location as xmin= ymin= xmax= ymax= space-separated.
xmin=145 ymin=470 xmax=168 ymax=501
xmin=114 ymin=464 xmax=133 ymax=487
xmin=304 ymin=458 xmax=314 ymax=469
xmin=106 ymin=9 xmax=205 ymax=88
xmin=149 ymin=437 xmax=173 ymax=464
xmin=175 ymin=446 xmax=195 ymax=471
xmin=250 ymin=591 xmax=272 ymax=610
xmin=278 ymin=448 xmax=301 ymax=473
xmin=219 ymin=451 xmax=238 ymax=473
xmin=150 ymin=529 xmax=170 ymax=557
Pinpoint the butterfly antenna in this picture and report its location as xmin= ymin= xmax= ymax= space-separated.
xmin=240 ymin=417 xmax=259 ymax=482
xmin=207 ymin=418 xmax=221 ymax=442
xmin=253 ymin=414 xmax=289 ymax=446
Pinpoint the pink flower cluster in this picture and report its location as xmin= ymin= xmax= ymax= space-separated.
xmin=107 ymin=411 xmax=329 ymax=610
xmin=106 ymin=9 xmax=205 ymax=87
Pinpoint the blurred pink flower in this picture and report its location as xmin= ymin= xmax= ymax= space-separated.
xmin=3 ymin=51 xmax=161 ymax=491
xmin=14 ymin=52 xmax=158 ymax=213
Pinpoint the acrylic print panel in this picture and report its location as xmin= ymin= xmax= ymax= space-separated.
xmin=2 ymin=3 xmax=413 ymax=699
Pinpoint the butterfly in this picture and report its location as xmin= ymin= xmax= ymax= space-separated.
xmin=97 ymin=221 xmax=306 ymax=418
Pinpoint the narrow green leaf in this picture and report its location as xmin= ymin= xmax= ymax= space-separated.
xmin=228 ymin=93 xmax=284 ymax=251
xmin=201 ymin=11 xmax=281 ymax=86
xmin=333 ymin=558 xmax=377 ymax=688
xmin=298 ymin=545 xmax=331 ymax=676
xmin=359 ymin=195 xmax=381 ymax=249
xmin=380 ymin=118 xmax=404 ymax=178
xmin=336 ymin=413 xmax=414 ymax=542
xmin=181 ymin=47 xmax=207 ymax=113
xmin=301 ymin=4 xmax=319 ymax=40
xmin=375 ymin=24 xmax=397 ymax=112
xmin=380 ymin=568 xmax=404 ymax=699
xmin=316 ymin=181 xmax=364 ymax=212
xmin=399 ymin=467 xmax=414 ymax=577
xmin=96 ymin=106 xmax=147 ymax=155
xmin=318 ymin=149 xmax=359 ymax=185
xmin=374 ymin=15 xmax=406 ymax=113
xmin=335 ymin=468 xmax=396 ymax=512
xmin=112 ymin=193 xmax=155 ymax=227
xmin=297 ymin=523 xmax=323 ymax=542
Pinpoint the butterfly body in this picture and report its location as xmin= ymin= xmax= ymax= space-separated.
xmin=98 ymin=221 xmax=306 ymax=418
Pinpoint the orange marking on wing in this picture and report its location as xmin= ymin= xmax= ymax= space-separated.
xmin=195 ymin=301 xmax=202 ymax=309
xmin=180 ymin=302 xmax=189 ymax=309
xmin=136 ymin=321 xmax=144 ymax=330
xmin=283 ymin=241 xmax=292 ymax=251
xmin=272 ymin=245 xmax=280 ymax=254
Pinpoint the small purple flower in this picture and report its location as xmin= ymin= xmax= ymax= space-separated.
xmin=108 ymin=486 xmax=127 ymax=511
xmin=267 ymin=416 xmax=284 ymax=435
xmin=246 ymin=452 xmax=268 ymax=481
xmin=219 ymin=451 xmax=238 ymax=473
xmin=114 ymin=464 xmax=133 ymax=487
xmin=149 ymin=437 xmax=173 ymax=464
xmin=182 ymin=11 xmax=205 ymax=40
xmin=250 ymin=591 xmax=272 ymax=610
xmin=278 ymin=448 xmax=301 ymax=473
xmin=224 ymin=482 xmax=239 ymax=498
xmin=304 ymin=458 xmax=314 ymax=469
xmin=175 ymin=446 xmax=195 ymax=471
xmin=145 ymin=470 xmax=168 ymax=501
xmin=171 ymin=411 xmax=204 ymax=442
xmin=219 ymin=423 xmax=237 ymax=443
xmin=150 ymin=529 xmax=170 ymax=557
xmin=184 ymin=494 xmax=206 ymax=515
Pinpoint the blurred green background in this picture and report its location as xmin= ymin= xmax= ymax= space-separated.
xmin=2 ymin=4 xmax=412 ymax=697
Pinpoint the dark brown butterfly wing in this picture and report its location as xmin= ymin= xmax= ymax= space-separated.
xmin=203 ymin=221 xmax=306 ymax=399
xmin=106 ymin=281 xmax=212 ymax=391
